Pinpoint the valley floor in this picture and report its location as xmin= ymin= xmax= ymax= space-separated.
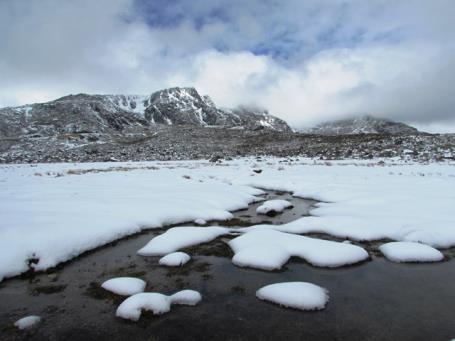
xmin=1 ymin=158 xmax=454 ymax=340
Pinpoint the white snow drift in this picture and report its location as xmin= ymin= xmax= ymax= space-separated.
xmin=256 ymin=199 xmax=293 ymax=215
xmin=116 ymin=290 xmax=202 ymax=321
xmin=159 ymin=252 xmax=191 ymax=267
xmin=1 ymin=158 xmax=455 ymax=280
xmin=379 ymin=242 xmax=444 ymax=263
xmin=138 ymin=226 xmax=228 ymax=256
xmin=256 ymin=282 xmax=329 ymax=311
xmin=101 ymin=277 xmax=146 ymax=296
xmin=14 ymin=315 xmax=41 ymax=330
xmin=0 ymin=162 xmax=260 ymax=281
xmin=229 ymin=229 xmax=369 ymax=270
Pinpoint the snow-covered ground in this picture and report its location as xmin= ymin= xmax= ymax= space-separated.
xmin=1 ymin=158 xmax=454 ymax=281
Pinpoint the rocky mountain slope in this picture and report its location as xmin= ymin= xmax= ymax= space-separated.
xmin=1 ymin=89 xmax=453 ymax=164
xmin=0 ymin=87 xmax=290 ymax=139
xmin=305 ymin=115 xmax=420 ymax=135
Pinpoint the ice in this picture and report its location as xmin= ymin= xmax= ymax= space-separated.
xmin=229 ymin=229 xmax=369 ymax=269
xmin=138 ymin=226 xmax=228 ymax=256
xmin=194 ymin=218 xmax=206 ymax=225
xmin=14 ymin=315 xmax=41 ymax=330
xmin=379 ymin=242 xmax=444 ymax=262
xmin=256 ymin=282 xmax=329 ymax=311
xmin=159 ymin=252 xmax=191 ymax=267
xmin=101 ymin=277 xmax=146 ymax=296
xmin=256 ymin=199 xmax=293 ymax=215
xmin=116 ymin=290 xmax=201 ymax=321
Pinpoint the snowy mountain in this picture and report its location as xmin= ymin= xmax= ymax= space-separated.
xmin=305 ymin=116 xmax=420 ymax=135
xmin=0 ymin=87 xmax=290 ymax=138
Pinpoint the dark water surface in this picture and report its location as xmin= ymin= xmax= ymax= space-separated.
xmin=1 ymin=192 xmax=454 ymax=341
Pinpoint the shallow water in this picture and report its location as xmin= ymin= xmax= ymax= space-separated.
xmin=1 ymin=192 xmax=454 ymax=341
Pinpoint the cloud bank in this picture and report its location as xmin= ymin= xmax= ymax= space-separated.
xmin=0 ymin=0 xmax=454 ymax=131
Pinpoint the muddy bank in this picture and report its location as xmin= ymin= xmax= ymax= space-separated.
xmin=0 ymin=191 xmax=454 ymax=340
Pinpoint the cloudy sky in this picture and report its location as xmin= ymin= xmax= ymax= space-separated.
xmin=1 ymin=0 xmax=454 ymax=131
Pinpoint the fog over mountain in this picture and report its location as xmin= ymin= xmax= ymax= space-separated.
xmin=1 ymin=0 xmax=454 ymax=132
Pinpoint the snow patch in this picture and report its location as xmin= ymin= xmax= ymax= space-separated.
xmin=256 ymin=282 xmax=329 ymax=311
xmin=159 ymin=252 xmax=191 ymax=267
xmin=229 ymin=229 xmax=369 ymax=269
xmin=14 ymin=315 xmax=41 ymax=330
xmin=232 ymin=245 xmax=290 ymax=271
xmin=116 ymin=290 xmax=201 ymax=321
xmin=379 ymin=242 xmax=444 ymax=263
xmin=138 ymin=226 xmax=228 ymax=256
xmin=101 ymin=277 xmax=146 ymax=296
xmin=256 ymin=199 xmax=293 ymax=215
xmin=170 ymin=289 xmax=202 ymax=305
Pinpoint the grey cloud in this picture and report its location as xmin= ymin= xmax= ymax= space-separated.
xmin=0 ymin=0 xmax=454 ymax=131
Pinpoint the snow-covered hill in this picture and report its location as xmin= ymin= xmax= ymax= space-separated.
xmin=305 ymin=115 xmax=420 ymax=135
xmin=0 ymin=87 xmax=290 ymax=138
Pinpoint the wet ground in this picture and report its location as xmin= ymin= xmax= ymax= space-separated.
xmin=0 ymin=191 xmax=454 ymax=340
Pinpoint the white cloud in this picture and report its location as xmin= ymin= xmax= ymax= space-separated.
xmin=0 ymin=0 xmax=454 ymax=131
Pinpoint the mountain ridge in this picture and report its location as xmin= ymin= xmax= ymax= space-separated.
xmin=0 ymin=87 xmax=290 ymax=139
xmin=304 ymin=115 xmax=420 ymax=135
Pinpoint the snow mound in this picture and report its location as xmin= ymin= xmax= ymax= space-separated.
xmin=379 ymin=242 xmax=444 ymax=262
xmin=101 ymin=277 xmax=146 ymax=296
xmin=138 ymin=226 xmax=228 ymax=256
xmin=232 ymin=245 xmax=290 ymax=270
xmin=116 ymin=293 xmax=171 ymax=320
xmin=256 ymin=199 xmax=293 ymax=215
xmin=116 ymin=290 xmax=202 ymax=321
xmin=256 ymin=282 xmax=329 ymax=311
xmin=14 ymin=315 xmax=41 ymax=330
xmin=229 ymin=229 xmax=368 ymax=269
xmin=159 ymin=252 xmax=191 ymax=267
xmin=170 ymin=289 xmax=202 ymax=305
xmin=194 ymin=218 xmax=207 ymax=225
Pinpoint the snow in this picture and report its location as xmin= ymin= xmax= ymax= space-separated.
xmin=256 ymin=282 xmax=329 ymax=311
xmin=116 ymin=290 xmax=201 ymax=321
xmin=169 ymin=289 xmax=202 ymax=305
xmin=138 ymin=226 xmax=228 ymax=256
xmin=101 ymin=277 xmax=146 ymax=296
xmin=14 ymin=315 xmax=41 ymax=330
xmin=232 ymin=244 xmax=290 ymax=270
xmin=116 ymin=293 xmax=171 ymax=320
xmin=229 ymin=229 xmax=369 ymax=269
xmin=256 ymin=199 xmax=293 ymax=215
xmin=0 ymin=161 xmax=259 ymax=281
xmin=194 ymin=218 xmax=206 ymax=225
xmin=0 ymin=158 xmax=454 ymax=281
xmin=159 ymin=252 xmax=191 ymax=267
xmin=379 ymin=242 xmax=444 ymax=262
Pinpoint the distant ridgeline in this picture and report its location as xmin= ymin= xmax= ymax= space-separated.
xmin=0 ymin=87 xmax=291 ymax=138
xmin=304 ymin=115 xmax=420 ymax=135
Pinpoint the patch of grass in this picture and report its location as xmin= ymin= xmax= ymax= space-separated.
xmin=184 ymin=239 xmax=233 ymax=258
xmin=217 ymin=218 xmax=254 ymax=227
xmin=166 ymin=260 xmax=212 ymax=278
xmin=231 ymin=285 xmax=246 ymax=294
xmin=31 ymin=284 xmax=67 ymax=296
xmin=201 ymin=273 xmax=213 ymax=281
xmin=84 ymin=281 xmax=124 ymax=304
